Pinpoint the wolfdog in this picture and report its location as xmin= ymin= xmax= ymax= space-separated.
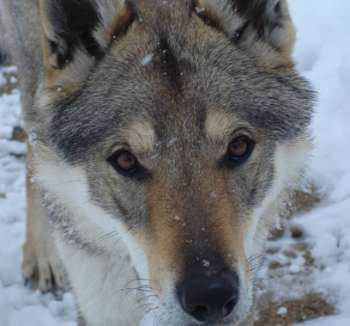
xmin=0 ymin=0 xmax=313 ymax=325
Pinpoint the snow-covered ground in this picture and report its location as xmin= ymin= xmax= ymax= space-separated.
xmin=290 ymin=1 xmax=350 ymax=324
xmin=0 ymin=81 xmax=76 ymax=326
xmin=1 ymin=1 xmax=350 ymax=325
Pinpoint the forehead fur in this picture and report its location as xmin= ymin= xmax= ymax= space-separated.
xmin=41 ymin=0 xmax=313 ymax=163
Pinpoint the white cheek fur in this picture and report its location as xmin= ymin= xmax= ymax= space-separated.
xmin=245 ymin=135 xmax=312 ymax=258
xmin=35 ymin=157 xmax=150 ymax=277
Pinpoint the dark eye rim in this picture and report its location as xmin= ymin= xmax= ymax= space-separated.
xmin=223 ymin=135 xmax=255 ymax=167
xmin=107 ymin=149 xmax=149 ymax=180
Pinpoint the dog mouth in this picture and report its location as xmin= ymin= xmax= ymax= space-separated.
xmin=142 ymin=287 xmax=247 ymax=326
xmin=182 ymin=317 xmax=240 ymax=326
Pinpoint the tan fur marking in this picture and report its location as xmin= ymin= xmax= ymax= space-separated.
xmin=146 ymin=176 xmax=183 ymax=291
xmin=124 ymin=121 xmax=156 ymax=155
xmin=94 ymin=1 xmax=135 ymax=48
xmin=195 ymin=0 xmax=244 ymax=35
xmin=39 ymin=0 xmax=62 ymax=71
xmin=146 ymin=161 xmax=248 ymax=289
xmin=205 ymin=111 xmax=240 ymax=141
xmin=23 ymin=142 xmax=36 ymax=272
xmin=193 ymin=1 xmax=224 ymax=31
xmin=199 ymin=167 xmax=247 ymax=270
xmin=109 ymin=4 xmax=135 ymax=41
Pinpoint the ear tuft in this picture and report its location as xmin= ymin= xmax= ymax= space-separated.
xmin=40 ymin=0 xmax=105 ymax=69
xmin=39 ymin=0 xmax=136 ymax=92
xmin=234 ymin=0 xmax=295 ymax=53
xmin=40 ymin=0 xmax=135 ymax=71
xmin=194 ymin=0 xmax=296 ymax=66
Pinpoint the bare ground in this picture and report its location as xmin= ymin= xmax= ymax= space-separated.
xmin=254 ymin=188 xmax=334 ymax=325
xmin=0 ymin=69 xmax=18 ymax=94
xmin=255 ymin=293 xmax=334 ymax=326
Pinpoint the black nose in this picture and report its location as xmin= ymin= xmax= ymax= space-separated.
xmin=177 ymin=272 xmax=239 ymax=322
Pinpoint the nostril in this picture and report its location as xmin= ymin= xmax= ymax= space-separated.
xmin=223 ymin=298 xmax=237 ymax=317
xmin=193 ymin=305 xmax=209 ymax=314
xmin=191 ymin=304 xmax=210 ymax=319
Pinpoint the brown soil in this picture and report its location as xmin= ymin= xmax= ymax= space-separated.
xmin=11 ymin=126 xmax=27 ymax=143
xmin=0 ymin=69 xmax=18 ymax=95
xmin=286 ymin=188 xmax=321 ymax=218
xmin=255 ymin=293 xmax=334 ymax=326
xmin=269 ymin=187 xmax=321 ymax=241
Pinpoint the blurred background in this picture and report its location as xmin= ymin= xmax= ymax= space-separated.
xmin=0 ymin=1 xmax=350 ymax=325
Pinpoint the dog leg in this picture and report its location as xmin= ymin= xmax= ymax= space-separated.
xmin=22 ymin=143 xmax=67 ymax=291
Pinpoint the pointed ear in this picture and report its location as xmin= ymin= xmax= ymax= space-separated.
xmin=195 ymin=0 xmax=296 ymax=67
xmin=39 ymin=0 xmax=134 ymax=89
xmin=234 ymin=0 xmax=296 ymax=57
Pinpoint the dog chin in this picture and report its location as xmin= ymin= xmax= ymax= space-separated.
xmin=146 ymin=308 xmax=249 ymax=326
xmin=156 ymin=317 xmax=244 ymax=326
xmin=145 ymin=290 xmax=252 ymax=326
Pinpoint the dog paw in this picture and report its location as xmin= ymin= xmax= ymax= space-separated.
xmin=22 ymin=240 xmax=67 ymax=292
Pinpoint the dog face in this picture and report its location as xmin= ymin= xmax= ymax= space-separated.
xmin=32 ymin=0 xmax=313 ymax=324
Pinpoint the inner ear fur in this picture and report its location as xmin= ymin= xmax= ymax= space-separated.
xmin=39 ymin=0 xmax=134 ymax=89
xmin=194 ymin=0 xmax=296 ymax=67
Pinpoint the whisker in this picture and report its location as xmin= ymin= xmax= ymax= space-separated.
xmin=95 ymin=231 xmax=120 ymax=242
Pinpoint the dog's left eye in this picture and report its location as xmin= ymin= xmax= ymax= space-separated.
xmin=108 ymin=150 xmax=145 ymax=178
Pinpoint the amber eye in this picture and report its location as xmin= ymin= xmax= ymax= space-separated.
xmin=227 ymin=135 xmax=255 ymax=164
xmin=108 ymin=150 xmax=142 ymax=177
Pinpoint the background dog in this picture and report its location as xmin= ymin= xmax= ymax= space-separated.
xmin=0 ymin=0 xmax=313 ymax=325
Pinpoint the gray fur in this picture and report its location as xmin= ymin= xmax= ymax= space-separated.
xmin=0 ymin=0 xmax=313 ymax=325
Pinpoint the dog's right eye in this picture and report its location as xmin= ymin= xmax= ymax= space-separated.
xmin=108 ymin=150 xmax=146 ymax=179
xmin=222 ymin=135 xmax=255 ymax=168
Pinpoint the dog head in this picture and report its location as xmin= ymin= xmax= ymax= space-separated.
xmin=31 ymin=0 xmax=313 ymax=324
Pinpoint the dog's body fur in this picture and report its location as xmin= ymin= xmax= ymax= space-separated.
xmin=0 ymin=1 xmax=313 ymax=325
